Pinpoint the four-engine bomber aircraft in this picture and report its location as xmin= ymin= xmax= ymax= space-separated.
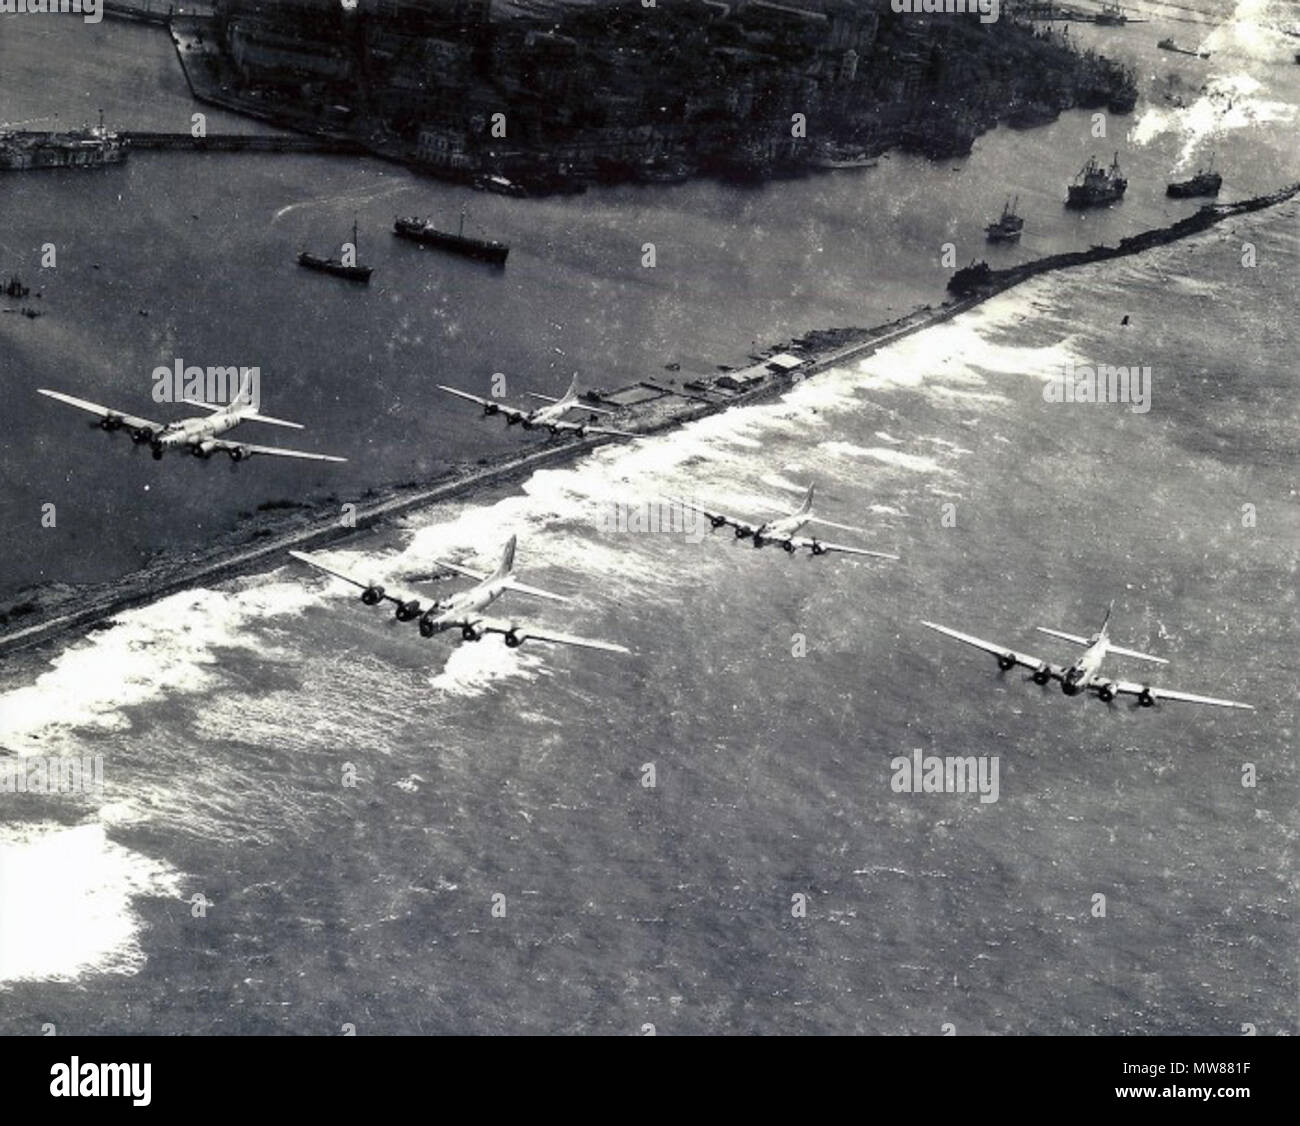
xmin=436 ymin=375 xmax=635 ymax=438
xmin=289 ymin=535 xmax=628 ymax=653
xmin=920 ymin=604 xmax=1253 ymax=709
xmin=37 ymin=375 xmax=346 ymax=463
xmin=669 ymin=484 xmax=900 ymax=559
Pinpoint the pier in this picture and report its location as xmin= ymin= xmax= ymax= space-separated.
xmin=120 ymin=132 xmax=365 ymax=155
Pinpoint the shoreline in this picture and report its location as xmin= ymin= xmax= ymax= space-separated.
xmin=2 ymin=182 xmax=1296 ymax=663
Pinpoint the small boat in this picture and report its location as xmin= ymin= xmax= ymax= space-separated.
xmin=985 ymin=196 xmax=1024 ymax=242
xmin=298 ymin=218 xmax=373 ymax=283
xmin=1167 ymin=155 xmax=1221 ymax=198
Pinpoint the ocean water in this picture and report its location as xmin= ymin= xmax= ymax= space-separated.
xmin=0 ymin=2 xmax=1297 ymax=1033
xmin=2 ymin=3 xmax=1300 ymax=592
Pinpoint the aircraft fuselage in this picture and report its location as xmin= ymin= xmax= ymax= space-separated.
xmin=1061 ymin=637 xmax=1108 ymax=695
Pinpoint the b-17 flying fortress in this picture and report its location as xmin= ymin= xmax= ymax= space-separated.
xmin=290 ymin=534 xmax=628 ymax=654
xmin=922 ymin=603 xmax=1254 ymax=710
xmin=437 ymin=374 xmax=636 ymax=438
xmin=37 ymin=373 xmax=346 ymax=464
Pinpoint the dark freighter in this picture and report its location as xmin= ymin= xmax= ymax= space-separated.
xmin=393 ymin=212 xmax=509 ymax=265
xmin=297 ymin=219 xmax=373 ymax=283
xmin=1167 ymin=160 xmax=1222 ymax=198
xmin=1066 ymin=153 xmax=1128 ymax=208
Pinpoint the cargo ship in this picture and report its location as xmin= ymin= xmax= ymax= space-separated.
xmin=985 ymin=196 xmax=1024 ymax=242
xmin=297 ymin=218 xmax=373 ymax=283
xmin=1166 ymin=159 xmax=1221 ymax=198
xmin=1066 ymin=152 xmax=1127 ymax=208
xmin=0 ymin=113 xmax=127 ymax=171
xmin=393 ymin=211 xmax=509 ymax=265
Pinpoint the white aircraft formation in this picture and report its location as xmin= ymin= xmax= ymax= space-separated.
xmin=921 ymin=603 xmax=1253 ymax=710
xmin=290 ymin=534 xmax=628 ymax=654
xmin=670 ymin=484 xmax=901 ymax=559
xmin=32 ymin=366 xmax=1255 ymax=708
xmin=436 ymin=375 xmax=635 ymax=438
xmin=37 ymin=374 xmax=346 ymax=463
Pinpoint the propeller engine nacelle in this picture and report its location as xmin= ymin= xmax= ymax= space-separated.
xmin=503 ymin=628 xmax=525 ymax=649
xmin=1097 ymin=680 xmax=1118 ymax=703
xmin=1137 ymin=686 xmax=1156 ymax=708
xmin=483 ymin=403 xmax=500 ymax=416
xmin=997 ymin=652 xmax=1017 ymax=672
xmin=227 ymin=445 xmax=249 ymax=462
xmin=419 ymin=613 xmax=438 ymax=638
xmin=781 ymin=539 xmax=796 ymax=554
xmin=395 ymin=600 xmax=422 ymax=622
xmin=360 ymin=585 xmax=385 ymax=606
xmin=191 ymin=440 xmax=216 ymax=459
xmin=521 ymin=419 xmax=535 ymax=431
xmin=810 ymin=541 xmax=827 ymax=556
xmin=1031 ymin=663 xmax=1053 ymax=685
xmin=461 ymin=624 xmax=483 ymax=641
xmin=734 ymin=526 xmax=751 ymax=539
xmin=710 ymin=515 xmax=727 ymax=530
xmin=131 ymin=427 xmax=154 ymax=444
xmin=751 ymin=534 xmax=766 ymax=548
xmin=99 ymin=415 xmax=123 ymax=432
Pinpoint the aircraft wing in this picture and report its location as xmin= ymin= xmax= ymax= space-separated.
xmin=1108 ymin=679 xmax=1254 ymax=710
xmin=38 ymin=388 xmax=163 ymax=433
xmin=436 ymin=384 xmax=493 ymax=408
xmin=288 ymin=550 xmax=432 ymax=608
xmin=664 ymin=496 xmax=757 ymax=536
xmin=431 ymin=559 xmax=490 ymax=582
xmin=787 ymin=535 xmax=899 ymax=560
xmin=209 ymin=437 xmax=346 ymax=463
xmin=437 ymin=384 xmax=524 ymax=421
xmin=552 ymin=420 xmax=636 ymax=438
xmin=477 ymin=616 xmax=629 ymax=654
xmin=921 ymin=620 xmax=1055 ymax=675
xmin=524 ymin=393 xmax=615 ymax=416
xmin=505 ymin=579 xmax=570 ymax=603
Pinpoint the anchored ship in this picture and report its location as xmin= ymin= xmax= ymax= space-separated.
xmin=1167 ymin=157 xmax=1221 ymax=198
xmin=1067 ymin=153 xmax=1127 ymax=208
xmin=298 ymin=218 xmax=373 ymax=283
xmin=1095 ymin=1 xmax=1127 ymax=25
xmin=393 ymin=210 xmax=509 ymax=265
xmin=0 ymin=112 xmax=127 ymax=171
xmin=985 ymin=196 xmax=1024 ymax=243
xmin=1158 ymin=37 xmax=1210 ymax=58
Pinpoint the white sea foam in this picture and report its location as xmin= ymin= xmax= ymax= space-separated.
xmin=0 ymin=581 xmax=318 ymax=754
xmin=819 ymin=442 xmax=948 ymax=475
xmin=0 ymin=821 xmax=180 ymax=984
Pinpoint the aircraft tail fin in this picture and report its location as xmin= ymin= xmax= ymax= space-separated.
xmin=1099 ymin=599 xmax=1114 ymax=637
xmin=795 ymin=483 xmax=815 ymax=516
xmin=559 ymin=374 xmax=579 ymax=404
xmin=492 ymin=535 xmax=517 ymax=580
xmin=231 ymin=371 xmax=257 ymax=412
